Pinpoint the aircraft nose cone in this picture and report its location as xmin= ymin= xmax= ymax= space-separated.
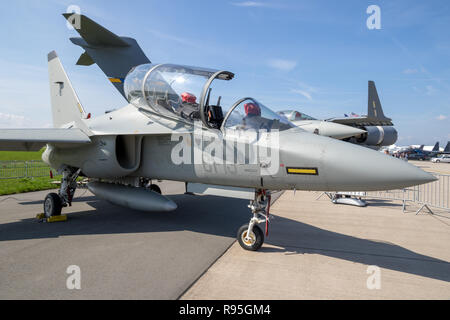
xmin=319 ymin=122 xmax=366 ymax=140
xmin=280 ymin=131 xmax=436 ymax=192
xmin=322 ymin=139 xmax=437 ymax=191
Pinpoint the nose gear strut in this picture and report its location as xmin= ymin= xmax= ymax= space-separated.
xmin=237 ymin=189 xmax=272 ymax=251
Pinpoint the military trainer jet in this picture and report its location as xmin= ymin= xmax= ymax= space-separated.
xmin=279 ymin=81 xmax=398 ymax=148
xmin=0 ymin=14 xmax=436 ymax=251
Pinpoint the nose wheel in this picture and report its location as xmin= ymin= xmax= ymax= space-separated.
xmin=237 ymin=190 xmax=271 ymax=251
xmin=237 ymin=224 xmax=264 ymax=251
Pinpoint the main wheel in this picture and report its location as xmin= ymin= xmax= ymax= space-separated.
xmin=149 ymin=184 xmax=162 ymax=194
xmin=237 ymin=224 xmax=264 ymax=251
xmin=44 ymin=193 xmax=62 ymax=218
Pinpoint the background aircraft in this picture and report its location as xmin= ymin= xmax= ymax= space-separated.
xmin=0 ymin=14 xmax=436 ymax=251
xmin=279 ymin=81 xmax=397 ymax=149
xmin=441 ymin=142 xmax=450 ymax=155
xmin=277 ymin=110 xmax=366 ymax=140
xmin=410 ymin=142 xmax=444 ymax=153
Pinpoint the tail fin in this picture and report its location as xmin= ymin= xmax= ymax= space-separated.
xmin=367 ymin=81 xmax=390 ymax=120
xmin=444 ymin=141 xmax=450 ymax=153
xmin=63 ymin=13 xmax=150 ymax=98
xmin=48 ymin=51 xmax=89 ymax=132
xmin=419 ymin=144 xmax=424 ymax=150
xmin=432 ymin=142 xmax=439 ymax=152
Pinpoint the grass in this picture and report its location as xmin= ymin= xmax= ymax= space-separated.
xmin=0 ymin=149 xmax=45 ymax=161
xmin=0 ymin=149 xmax=60 ymax=196
xmin=0 ymin=176 xmax=61 ymax=196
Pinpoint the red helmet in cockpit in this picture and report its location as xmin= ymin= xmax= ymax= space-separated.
xmin=244 ymin=103 xmax=261 ymax=117
xmin=181 ymin=92 xmax=197 ymax=104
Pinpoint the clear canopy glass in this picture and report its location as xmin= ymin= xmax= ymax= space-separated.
xmin=124 ymin=63 xmax=296 ymax=132
xmin=278 ymin=110 xmax=317 ymax=121
xmin=124 ymin=64 xmax=224 ymax=121
xmin=223 ymin=99 xmax=295 ymax=132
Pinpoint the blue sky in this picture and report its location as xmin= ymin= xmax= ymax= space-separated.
xmin=0 ymin=0 xmax=449 ymax=146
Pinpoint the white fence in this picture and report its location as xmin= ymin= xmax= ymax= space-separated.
xmin=0 ymin=161 xmax=52 ymax=180
xmin=318 ymin=173 xmax=450 ymax=214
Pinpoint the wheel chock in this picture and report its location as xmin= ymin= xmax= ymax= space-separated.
xmin=36 ymin=213 xmax=68 ymax=223
xmin=47 ymin=215 xmax=68 ymax=223
xmin=36 ymin=213 xmax=46 ymax=220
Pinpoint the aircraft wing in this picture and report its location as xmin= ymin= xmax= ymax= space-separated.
xmin=0 ymin=128 xmax=91 ymax=151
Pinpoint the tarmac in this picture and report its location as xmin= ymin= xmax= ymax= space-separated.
xmin=0 ymin=182 xmax=249 ymax=299
xmin=181 ymin=161 xmax=450 ymax=300
xmin=0 ymin=161 xmax=449 ymax=299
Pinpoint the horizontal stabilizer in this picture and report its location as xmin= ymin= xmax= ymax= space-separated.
xmin=0 ymin=128 xmax=91 ymax=151
xmin=64 ymin=13 xmax=151 ymax=98
xmin=63 ymin=13 xmax=129 ymax=47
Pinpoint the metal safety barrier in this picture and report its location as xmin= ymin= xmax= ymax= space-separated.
xmin=317 ymin=173 xmax=450 ymax=214
xmin=0 ymin=161 xmax=52 ymax=180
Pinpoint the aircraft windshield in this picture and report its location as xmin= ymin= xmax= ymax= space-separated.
xmin=224 ymin=99 xmax=295 ymax=132
xmin=124 ymin=64 xmax=222 ymax=122
xmin=278 ymin=110 xmax=316 ymax=121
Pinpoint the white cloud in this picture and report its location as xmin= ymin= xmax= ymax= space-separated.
xmin=290 ymin=81 xmax=319 ymax=101
xmin=437 ymin=115 xmax=447 ymax=121
xmin=291 ymin=89 xmax=312 ymax=101
xmin=0 ymin=112 xmax=36 ymax=128
xmin=403 ymin=68 xmax=418 ymax=74
xmin=231 ymin=1 xmax=268 ymax=7
xmin=267 ymin=59 xmax=297 ymax=71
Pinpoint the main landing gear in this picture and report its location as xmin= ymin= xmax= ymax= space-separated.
xmin=43 ymin=166 xmax=80 ymax=218
xmin=237 ymin=190 xmax=272 ymax=251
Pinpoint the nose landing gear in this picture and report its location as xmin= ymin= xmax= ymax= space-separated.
xmin=237 ymin=190 xmax=271 ymax=251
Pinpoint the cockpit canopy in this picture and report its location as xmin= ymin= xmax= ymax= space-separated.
xmin=124 ymin=64 xmax=232 ymax=123
xmin=223 ymin=98 xmax=295 ymax=132
xmin=124 ymin=63 xmax=296 ymax=132
xmin=278 ymin=110 xmax=317 ymax=122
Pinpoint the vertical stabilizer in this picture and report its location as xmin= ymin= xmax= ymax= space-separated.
xmin=444 ymin=141 xmax=450 ymax=153
xmin=368 ymin=81 xmax=388 ymax=119
xmin=432 ymin=142 xmax=439 ymax=152
xmin=48 ymin=51 xmax=89 ymax=132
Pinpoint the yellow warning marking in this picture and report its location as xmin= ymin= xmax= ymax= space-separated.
xmin=77 ymin=102 xmax=83 ymax=114
xmin=373 ymin=101 xmax=377 ymax=117
xmin=109 ymin=78 xmax=122 ymax=83
xmin=287 ymin=168 xmax=318 ymax=175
